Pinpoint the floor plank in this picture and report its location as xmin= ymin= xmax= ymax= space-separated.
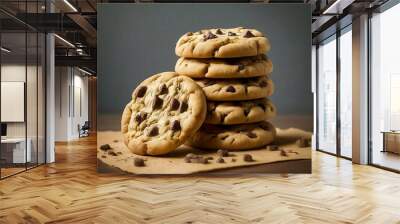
xmin=0 ymin=134 xmax=399 ymax=224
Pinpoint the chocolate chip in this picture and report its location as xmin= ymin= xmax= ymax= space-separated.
xmin=228 ymin=31 xmax=237 ymax=36
xmin=246 ymin=132 xmax=257 ymax=139
xmin=148 ymin=126 xmax=159 ymax=136
xmin=226 ymin=86 xmax=236 ymax=93
xmin=180 ymin=101 xmax=188 ymax=113
xmin=101 ymin=155 xmax=106 ymax=158
xmin=200 ymin=158 xmax=209 ymax=164
xmin=171 ymin=120 xmax=181 ymax=132
xmin=184 ymin=157 xmax=191 ymax=163
xmin=216 ymin=157 xmax=225 ymax=163
xmin=186 ymin=32 xmax=193 ymax=36
xmin=216 ymin=29 xmax=224 ymax=35
xmin=117 ymin=152 xmax=122 ymax=155
xmin=135 ymin=112 xmax=147 ymax=124
xmin=244 ymin=108 xmax=250 ymax=116
xmin=231 ymin=158 xmax=236 ymax=162
xmin=159 ymin=84 xmax=168 ymax=95
xmin=100 ymin=144 xmax=111 ymax=151
xmin=260 ymin=123 xmax=271 ymax=131
xmin=203 ymin=32 xmax=217 ymax=41
xmin=259 ymin=80 xmax=268 ymax=87
xmin=243 ymin=30 xmax=255 ymax=38
xmin=280 ymin=149 xmax=288 ymax=157
xmin=108 ymin=151 xmax=118 ymax=156
xmin=152 ymin=96 xmax=163 ymax=110
xmin=206 ymin=156 xmax=214 ymax=160
xmin=267 ymin=145 xmax=279 ymax=151
xmin=243 ymin=154 xmax=254 ymax=162
xmin=238 ymin=64 xmax=245 ymax=71
xmin=136 ymin=86 xmax=147 ymax=98
xmin=258 ymin=103 xmax=266 ymax=111
xmin=170 ymin=98 xmax=180 ymax=111
xmin=134 ymin=158 xmax=145 ymax=167
xmin=217 ymin=149 xmax=229 ymax=157
xmin=113 ymin=140 xmax=119 ymax=143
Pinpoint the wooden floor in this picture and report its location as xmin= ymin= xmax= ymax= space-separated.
xmin=0 ymin=135 xmax=400 ymax=224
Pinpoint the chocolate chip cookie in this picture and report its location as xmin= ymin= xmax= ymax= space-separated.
xmin=121 ymin=72 xmax=207 ymax=156
xmin=196 ymin=76 xmax=274 ymax=101
xmin=175 ymin=55 xmax=273 ymax=79
xmin=187 ymin=121 xmax=276 ymax=151
xmin=205 ymin=98 xmax=276 ymax=125
xmin=175 ymin=27 xmax=270 ymax=58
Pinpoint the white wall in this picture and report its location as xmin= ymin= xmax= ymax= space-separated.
xmin=55 ymin=66 xmax=89 ymax=141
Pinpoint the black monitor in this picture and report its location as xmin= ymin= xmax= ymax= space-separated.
xmin=1 ymin=123 xmax=7 ymax=137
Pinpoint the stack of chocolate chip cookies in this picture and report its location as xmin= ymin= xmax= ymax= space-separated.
xmin=175 ymin=27 xmax=277 ymax=151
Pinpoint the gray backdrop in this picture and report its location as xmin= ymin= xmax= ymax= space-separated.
xmin=98 ymin=3 xmax=312 ymax=130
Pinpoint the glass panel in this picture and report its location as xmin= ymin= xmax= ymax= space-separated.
xmin=339 ymin=28 xmax=352 ymax=158
xmin=318 ymin=36 xmax=337 ymax=154
xmin=38 ymin=33 xmax=45 ymax=165
xmin=371 ymin=4 xmax=400 ymax=171
xmin=26 ymin=31 xmax=38 ymax=169
xmin=1 ymin=30 xmax=28 ymax=177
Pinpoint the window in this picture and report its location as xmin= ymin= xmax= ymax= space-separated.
xmin=370 ymin=3 xmax=400 ymax=171
xmin=317 ymin=35 xmax=337 ymax=154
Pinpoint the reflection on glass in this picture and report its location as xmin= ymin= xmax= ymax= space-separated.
xmin=318 ymin=36 xmax=337 ymax=154
xmin=340 ymin=29 xmax=352 ymax=158
xmin=1 ymin=32 xmax=28 ymax=177
xmin=371 ymin=4 xmax=400 ymax=171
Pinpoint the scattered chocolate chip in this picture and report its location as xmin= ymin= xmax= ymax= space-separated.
xmin=152 ymin=96 xmax=163 ymax=110
xmin=238 ymin=64 xmax=245 ymax=71
xmin=220 ymin=135 xmax=229 ymax=140
xmin=296 ymin=137 xmax=311 ymax=147
xmin=171 ymin=120 xmax=181 ymax=132
xmin=280 ymin=149 xmax=289 ymax=157
xmin=135 ymin=112 xmax=147 ymax=124
xmin=108 ymin=151 xmax=118 ymax=156
xmin=186 ymin=32 xmax=193 ymax=36
xmin=246 ymin=132 xmax=257 ymax=139
xmin=206 ymin=156 xmax=214 ymax=160
xmin=148 ymin=126 xmax=159 ymax=137
xmin=243 ymin=154 xmax=254 ymax=162
xmin=100 ymin=144 xmax=111 ymax=151
xmin=180 ymin=101 xmax=188 ymax=113
xmin=217 ymin=149 xmax=229 ymax=157
xmin=228 ymin=31 xmax=237 ymax=36
xmin=170 ymin=98 xmax=180 ymax=111
xmin=203 ymin=32 xmax=217 ymax=41
xmin=267 ymin=145 xmax=279 ymax=151
xmin=134 ymin=158 xmax=145 ymax=167
xmin=117 ymin=152 xmax=122 ymax=155
xmin=113 ymin=140 xmax=119 ymax=143
xmin=101 ymin=155 xmax=106 ymax=158
xmin=216 ymin=157 xmax=225 ymax=163
xmin=231 ymin=158 xmax=236 ymax=162
xmin=159 ymin=84 xmax=168 ymax=95
xmin=136 ymin=86 xmax=147 ymax=98
xmin=259 ymin=80 xmax=268 ymax=87
xmin=243 ymin=30 xmax=255 ymax=38
xmin=200 ymin=157 xmax=209 ymax=164
xmin=216 ymin=29 xmax=224 ymax=35
xmin=226 ymin=86 xmax=236 ymax=93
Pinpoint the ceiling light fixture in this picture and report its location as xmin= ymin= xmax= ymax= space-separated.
xmin=1 ymin=47 xmax=11 ymax=53
xmin=54 ymin=34 xmax=75 ymax=48
xmin=63 ymin=0 xmax=78 ymax=12
xmin=78 ymin=67 xmax=93 ymax=76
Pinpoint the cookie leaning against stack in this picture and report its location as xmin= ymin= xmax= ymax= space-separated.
xmin=175 ymin=27 xmax=277 ymax=151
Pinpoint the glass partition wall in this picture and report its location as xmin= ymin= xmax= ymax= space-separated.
xmin=316 ymin=26 xmax=353 ymax=159
xmin=370 ymin=3 xmax=400 ymax=171
xmin=0 ymin=6 xmax=46 ymax=179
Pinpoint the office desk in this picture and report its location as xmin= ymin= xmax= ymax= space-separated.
xmin=1 ymin=138 xmax=31 ymax=164
xmin=382 ymin=131 xmax=400 ymax=154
